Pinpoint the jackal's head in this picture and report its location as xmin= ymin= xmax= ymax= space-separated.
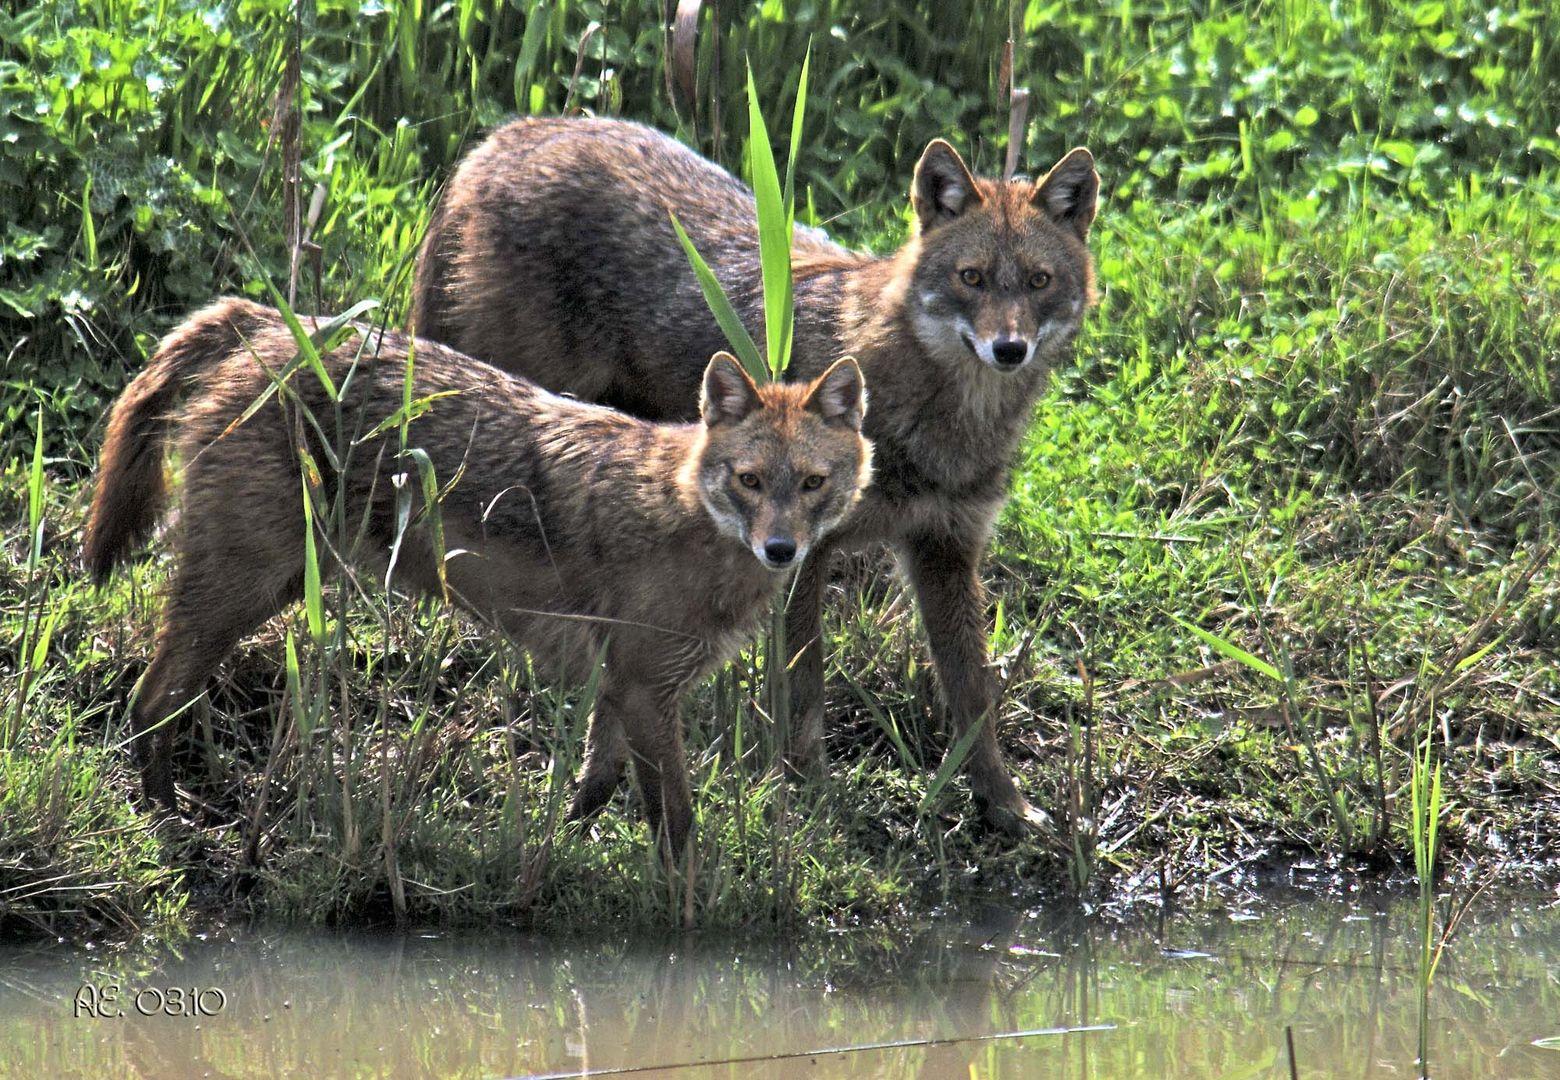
xmin=904 ymin=140 xmax=1098 ymax=378
xmin=692 ymin=353 xmax=872 ymax=571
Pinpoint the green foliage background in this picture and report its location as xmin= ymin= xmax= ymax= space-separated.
xmin=5 ymin=0 xmax=1555 ymax=462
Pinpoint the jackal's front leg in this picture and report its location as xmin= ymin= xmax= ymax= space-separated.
xmin=901 ymin=531 xmax=1052 ymax=837
xmin=595 ymin=671 xmax=694 ymax=859
xmin=781 ymin=543 xmax=830 ymax=780
xmin=568 ymin=706 xmax=629 ymax=825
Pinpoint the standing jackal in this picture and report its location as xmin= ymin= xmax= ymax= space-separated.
xmin=412 ymin=117 xmax=1099 ymax=834
xmin=83 ymin=297 xmax=871 ymax=856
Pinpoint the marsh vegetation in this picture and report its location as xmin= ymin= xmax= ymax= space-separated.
xmin=1 ymin=0 xmax=1557 ymax=939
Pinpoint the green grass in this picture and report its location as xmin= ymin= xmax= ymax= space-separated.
xmin=2 ymin=0 xmax=1557 ymax=938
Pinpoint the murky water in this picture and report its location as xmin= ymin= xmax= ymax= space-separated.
xmin=4 ymin=894 xmax=1558 ymax=1078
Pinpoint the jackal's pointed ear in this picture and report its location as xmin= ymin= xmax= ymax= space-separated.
xmin=912 ymin=140 xmax=982 ymax=230
xmin=803 ymin=358 xmax=866 ymax=431
xmin=1033 ymin=147 xmax=1098 ymax=241
xmin=701 ymin=352 xmax=763 ymax=427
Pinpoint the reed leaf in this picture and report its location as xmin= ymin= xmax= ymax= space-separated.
xmin=746 ymin=61 xmax=792 ymax=379
xmin=669 ymin=211 xmax=766 ymax=381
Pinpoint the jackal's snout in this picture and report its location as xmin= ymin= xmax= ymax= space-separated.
xmin=762 ymin=536 xmax=798 ymax=567
xmin=990 ymin=337 xmax=1031 ymax=369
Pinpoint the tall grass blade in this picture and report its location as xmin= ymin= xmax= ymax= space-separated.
xmin=1411 ymin=713 xmax=1445 ymax=1079
xmin=284 ymin=630 xmax=313 ymax=738
xmin=839 ymin=667 xmax=917 ymax=769
xmin=299 ymin=460 xmax=327 ymax=646
xmin=918 ymin=714 xmax=987 ymax=814
xmin=1175 ymin=617 xmax=1281 ymax=681
xmin=9 ymin=407 xmax=50 ymax=744
xmin=515 ymin=0 xmax=550 ymax=113
xmin=355 ymin=390 xmax=461 ymax=445
xmin=228 ymin=295 xmax=381 ymax=441
xmin=669 ymin=211 xmax=766 ymax=380
xmin=26 ymin=404 xmax=43 ymax=565
xmin=746 ymin=62 xmax=792 ymax=379
xmin=409 ymin=446 xmax=449 ymax=590
xmin=784 ymin=45 xmax=810 ymax=220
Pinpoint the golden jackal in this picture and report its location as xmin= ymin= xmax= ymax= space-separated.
xmin=412 ymin=118 xmax=1098 ymax=834
xmin=83 ymin=297 xmax=871 ymax=855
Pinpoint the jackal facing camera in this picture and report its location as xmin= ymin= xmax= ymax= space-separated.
xmin=83 ymin=297 xmax=872 ymax=856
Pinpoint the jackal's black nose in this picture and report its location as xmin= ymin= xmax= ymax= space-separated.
xmin=764 ymin=538 xmax=797 ymax=565
xmin=992 ymin=338 xmax=1029 ymax=368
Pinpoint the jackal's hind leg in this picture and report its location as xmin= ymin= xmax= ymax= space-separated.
xmin=132 ymin=526 xmax=303 ymax=813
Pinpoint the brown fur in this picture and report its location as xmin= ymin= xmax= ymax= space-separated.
xmin=83 ymin=302 xmax=273 ymax=583
xmin=411 ymin=117 xmax=1099 ymax=834
xmin=84 ymin=297 xmax=871 ymax=856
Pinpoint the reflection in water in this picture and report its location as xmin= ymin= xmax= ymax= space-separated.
xmin=2 ymin=895 xmax=1558 ymax=1078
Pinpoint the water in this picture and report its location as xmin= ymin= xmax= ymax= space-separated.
xmin=4 ymin=894 xmax=1558 ymax=1078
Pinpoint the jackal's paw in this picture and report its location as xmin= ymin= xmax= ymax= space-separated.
xmin=566 ymin=775 xmax=619 ymax=825
xmin=979 ymin=797 xmax=1055 ymax=840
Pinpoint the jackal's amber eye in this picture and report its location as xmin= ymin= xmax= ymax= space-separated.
xmin=1028 ymin=271 xmax=1052 ymax=290
xmin=802 ymin=474 xmax=826 ymax=491
xmin=959 ymin=268 xmax=984 ymax=288
xmin=738 ymin=472 xmax=761 ymax=489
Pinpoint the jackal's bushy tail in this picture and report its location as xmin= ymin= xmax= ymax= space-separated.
xmin=82 ymin=297 xmax=269 ymax=583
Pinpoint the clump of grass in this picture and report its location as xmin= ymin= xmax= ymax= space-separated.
xmin=0 ymin=422 xmax=184 ymax=938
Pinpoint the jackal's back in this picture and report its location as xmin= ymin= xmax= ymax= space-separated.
xmin=413 ymin=117 xmax=852 ymax=418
